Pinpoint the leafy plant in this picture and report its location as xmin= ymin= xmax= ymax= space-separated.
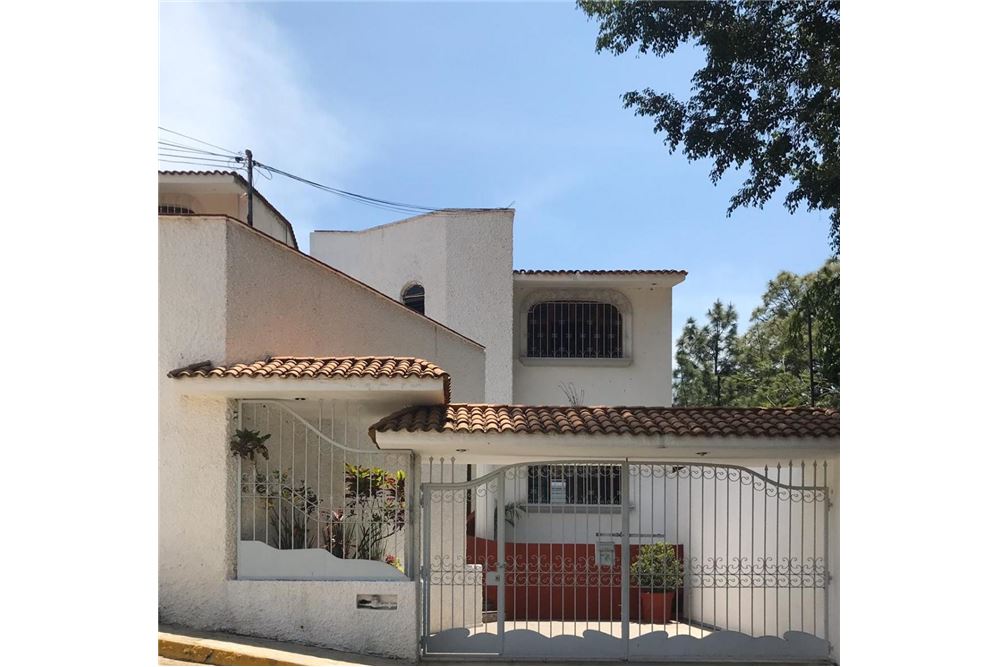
xmin=492 ymin=501 xmax=527 ymax=536
xmin=244 ymin=469 xmax=319 ymax=549
xmin=230 ymin=428 xmax=271 ymax=462
xmin=323 ymin=464 xmax=407 ymax=562
xmin=631 ymin=543 xmax=684 ymax=591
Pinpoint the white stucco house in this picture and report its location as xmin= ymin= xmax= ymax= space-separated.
xmin=159 ymin=171 xmax=840 ymax=663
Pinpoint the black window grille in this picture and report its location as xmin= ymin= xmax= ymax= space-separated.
xmin=526 ymin=301 xmax=623 ymax=358
xmin=158 ymin=204 xmax=195 ymax=215
xmin=527 ymin=465 xmax=622 ymax=505
xmin=401 ymin=284 xmax=425 ymax=315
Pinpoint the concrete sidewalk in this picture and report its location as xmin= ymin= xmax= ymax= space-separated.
xmin=158 ymin=625 xmax=408 ymax=666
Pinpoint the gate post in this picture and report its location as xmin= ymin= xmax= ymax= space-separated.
xmin=620 ymin=460 xmax=630 ymax=658
xmin=496 ymin=471 xmax=506 ymax=654
xmin=420 ymin=475 xmax=431 ymax=656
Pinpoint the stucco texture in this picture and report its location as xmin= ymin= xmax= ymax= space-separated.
xmin=226 ymin=217 xmax=485 ymax=402
xmin=513 ymin=283 xmax=673 ymax=405
xmin=159 ymin=215 xmax=485 ymax=659
xmin=311 ymin=209 xmax=514 ymax=403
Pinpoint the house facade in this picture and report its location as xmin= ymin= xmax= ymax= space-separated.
xmin=159 ymin=171 xmax=840 ymax=663
xmin=310 ymin=212 xmax=685 ymax=407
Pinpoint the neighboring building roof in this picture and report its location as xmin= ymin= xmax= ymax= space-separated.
xmin=313 ymin=208 xmax=515 ymax=234
xmin=371 ymin=405 xmax=839 ymax=440
xmin=169 ymin=356 xmax=451 ymax=401
xmin=514 ymin=269 xmax=688 ymax=276
xmin=158 ymin=170 xmax=299 ymax=249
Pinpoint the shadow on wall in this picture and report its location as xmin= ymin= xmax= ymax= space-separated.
xmin=427 ymin=627 xmax=829 ymax=659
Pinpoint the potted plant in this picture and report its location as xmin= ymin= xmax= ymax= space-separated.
xmin=230 ymin=428 xmax=271 ymax=463
xmin=631 ymin=543 xmax=684 ymax=624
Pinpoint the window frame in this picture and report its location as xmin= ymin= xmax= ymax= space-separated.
xmin=518 ymin=288 xmax=633 ymax=366
xmin=526 ymin=464 xmax=624 ymax=508
xmin=525 ymin=301 xmax=624 ymax=359
xmin=400 ymin=282 xmax=425 ymax=315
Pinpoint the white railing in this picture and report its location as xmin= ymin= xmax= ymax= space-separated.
xmin=236 ymin=399 xmax=413 ymax=580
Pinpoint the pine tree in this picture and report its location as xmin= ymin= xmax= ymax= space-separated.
xmin=673 ymin=261 xmax=839 ymax=408
xmin=705 ymin=301 xmax=740 ymax=406
xmin=673 ymin=302 xmax=740 ymax=406
xmin=673 ymin=317 xmax=711 ymax=405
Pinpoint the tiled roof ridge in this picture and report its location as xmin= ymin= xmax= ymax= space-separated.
xmin=427 ymin=403 xmax=833 ymax=411
xmin=167 ymin=355 xmax=451 ymax=402
xmin=514 ymin=269 xmax=688 ymax=275
xmin=370 ymin=404 xmax=839 ymax=442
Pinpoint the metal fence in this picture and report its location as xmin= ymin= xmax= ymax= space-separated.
xmin=421 ymin=459 xmax=831 ymax=660
xmin=237 ymin=399 xmax=414 ymax=578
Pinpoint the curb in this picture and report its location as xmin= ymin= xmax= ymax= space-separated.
xmin=158 ymin=631 xmax=347 ymax=666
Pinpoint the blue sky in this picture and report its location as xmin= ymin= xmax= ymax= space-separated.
xmin=159 ymin=0 xmax=834 ymax=344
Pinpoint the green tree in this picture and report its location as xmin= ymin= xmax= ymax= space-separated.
xmin=706 ymin=300 xmax=740 ymax=405
xmin=673 ymin=317 xmax=712 ymax=405
xmin=733 ymin=271 xmax=812 ymax=406
xmin=733 ymin=259 xmax=839 ymax=407
xmin=578 ymin=0 xmax=840 ymax=252
xmin=796 ymin=258 xmax=839 ymax=403
xmin=675 ymin=260 xmax=839 ymax=408
xmin=673 ymin=300 xmax=740 ymax=406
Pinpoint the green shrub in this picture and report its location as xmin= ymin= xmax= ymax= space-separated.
xmin=631 ymin=543 xmax=684 ymax=590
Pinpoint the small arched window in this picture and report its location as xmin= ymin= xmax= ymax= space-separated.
xmin=401 ymin=284 xmax=425 ymax=315
xmin=527 ymin=301 xmax=623 ymax=358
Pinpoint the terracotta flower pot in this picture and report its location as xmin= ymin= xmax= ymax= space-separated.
xmin=639 ymin=591 xmax=676 ymax=624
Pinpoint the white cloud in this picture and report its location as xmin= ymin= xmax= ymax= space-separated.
xmin=159 ymin=2 xmax=361 ymax=240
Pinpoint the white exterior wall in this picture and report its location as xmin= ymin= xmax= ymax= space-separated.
xmin=226 ymin=579 xmax=418 ymax=658
xmin=225 ymin=218 xmax=485 ymax=402
xmin=159 ymin=174 xmax=296 ymax=247
xmin=159 ymin=216 xmax=487 ymax=660
xmin=512 ymin=282 xmax=673 ymax=405
xmin=310 ymin=209 xmax=514 ymax=403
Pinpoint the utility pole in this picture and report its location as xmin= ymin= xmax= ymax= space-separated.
xmin=244 ymin=148 xmax=254 ymax=228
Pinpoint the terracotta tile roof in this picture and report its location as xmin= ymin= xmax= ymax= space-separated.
xmin=158 ymin=169 xmax=239 ymax=177
xmin=168 ymin=356 xmax=451 ymax=400
xmin=370 ymin=405 xmax=838 ymax=441
xmin=514 ymin=269 xmax=688 ymax=276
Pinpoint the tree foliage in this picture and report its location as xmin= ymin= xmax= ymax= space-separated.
xmin=578 ymin=0 xmax=840 ymax=252
xmin=674 ymin=300 xmax=739 ymax=406
xmin=674 ymin=259 xmax=839 ymax=407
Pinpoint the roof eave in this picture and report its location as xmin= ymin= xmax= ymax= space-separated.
xmin=168 ymin=375 xmax=448 ymax=403
xmin=513 ymin=273 xmax=687 ymax=287
xmin=373 ymin=429 xmax=839 ymax=462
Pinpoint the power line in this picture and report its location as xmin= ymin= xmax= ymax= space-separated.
xmin=158 ymin=127 xmax=449 ymax=214
xmin=254 ymin=161 xmax=442 ymax=215
xmin=158 ymin=127 xmax=239 ymax=155
xmin=157 ymin=152 xmax=241 ymax=165
xmin=157 ymin=140 xmax=239 ymax=159
xmin=157 ymin=158 xmax=242 ymax=171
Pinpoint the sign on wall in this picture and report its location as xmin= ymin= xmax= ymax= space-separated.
xmin=596 ymin=540 xmax=615 ymax=567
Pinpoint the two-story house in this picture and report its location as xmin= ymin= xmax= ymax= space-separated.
xmin=159 ymin=171 xmax=839 ymax=663
xmin=310 ymin=210 xmax=686 ymax=407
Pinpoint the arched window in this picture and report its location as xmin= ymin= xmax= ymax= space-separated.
xmin=401 ymin=284 xmax=425 ymax=315
xmin=526 ymin=301 xmax=623 ymax=358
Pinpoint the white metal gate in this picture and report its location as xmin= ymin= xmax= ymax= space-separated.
xmin=421 ymin=459 xmax=832 ymax=661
